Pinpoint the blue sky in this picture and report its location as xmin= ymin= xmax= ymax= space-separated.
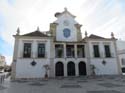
xmin=0 ymin=0 xmax=125 ymax=65
xmin=7 ymin=0 xmax=15 ymax=5
xmin=0 ymin=37 xmax=13 ymax=56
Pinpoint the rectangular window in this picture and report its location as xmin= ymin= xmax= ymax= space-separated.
xmin=66 ymin=45 xmax=75 ymax=58
xmin=77 ymin=45 xmax=85 ymax=58
xmin=55 ymin=44 xmax=64 ymax=58
xmin=23 ymin=43 xmax=31 ymax=58
xmin=38 ymin=43 xmax=45 ymax=58
xmin=93 ymin=45 xmax=100 ymax=57
xmin=104 ymin=45 xmax=111 ymax=57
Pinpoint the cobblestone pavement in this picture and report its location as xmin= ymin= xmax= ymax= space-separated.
xmin=1 ymin=76 xmax=125 ymax=93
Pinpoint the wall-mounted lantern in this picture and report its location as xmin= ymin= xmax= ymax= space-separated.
xmin=31 ymin=60 xmax=37 ymax=66
xmin=102 ymin=60 xmax=106 ymax=65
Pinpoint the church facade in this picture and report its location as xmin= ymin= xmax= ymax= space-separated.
xmin=11 ymin=8 xmax=121 ymax=79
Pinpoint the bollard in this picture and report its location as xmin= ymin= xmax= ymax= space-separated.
xmin=0 ymin=74 xmax=5 ymax=85
xmin=3 ymin=74 xmax=5 ymax=83
xmin=1 ymin=76 xmax=3 ymax=84
xmin=0 ymin=76 xmax=2 ymax=85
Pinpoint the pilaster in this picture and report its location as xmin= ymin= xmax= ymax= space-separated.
xmin=75 ymin=44 xmax=77 ymax=58
xmin=64 ymin=62 xmax=67 ymax=77
xmin=113 ymin=40 xmax=122 ymax=74
xmin=64 ymin=43 xmax=66 ymax=58
xmin=32 ymin=40 xmax=37 ymax=58
xmin=86 ymin=41 xmax=91 ymax=75
xmin=75 ymin=62 xmax=79 ymax=76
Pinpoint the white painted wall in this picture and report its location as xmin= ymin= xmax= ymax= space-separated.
xmin=16 ymin=59 xmax=49 ymax=78
xmin=54 ymin=13 xmax=78 ymax=42
xmin=90 ymin=58 xmax=118 ymax=75
xmin=88 ymin=40 xmax=119 ymax=75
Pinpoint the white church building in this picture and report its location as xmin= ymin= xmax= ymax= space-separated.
xmin=11 ymin=8 xmax=122 ymax=79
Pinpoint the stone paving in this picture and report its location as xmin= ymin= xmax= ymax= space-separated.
xmin=1 ymin=76 xmax=125 ymax=93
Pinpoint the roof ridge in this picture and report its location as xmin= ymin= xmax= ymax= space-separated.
xmin=89 ymin=34 xmax=105 ymax=39
xmin=21 ymin=30 xmax=49 ymax=37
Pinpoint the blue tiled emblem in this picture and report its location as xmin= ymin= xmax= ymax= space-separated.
xmin=63 ymin=28 xmax=71 ymax=38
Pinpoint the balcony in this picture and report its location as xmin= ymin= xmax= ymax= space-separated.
xmin=55 ymin=44 xmax=64 ymax=58
xmin=66 ymin=45 xmax=75 ymax=58
xmin=77 ymin=45 xmax=85 ymax=58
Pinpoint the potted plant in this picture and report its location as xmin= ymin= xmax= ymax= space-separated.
xmin=43 ymin=64 xmax=50 ymax=79
xmin=58 ymin=49 xmax=63 ymax=58
xmin=90 ymin=64 xmax=96 ymax=76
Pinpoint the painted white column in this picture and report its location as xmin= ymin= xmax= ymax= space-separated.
xmin=49 ymin=39 xmax=55 ymax=77
xmin=64 ymin=43 xmax=66 ymax=58
xmin=86 ymin=61 xmax=90 ymax=76
xmin=47 ymin=40 xmax=50 ymax=58
xmin=32 ymin=40 xmax=37 ymax=58
xmin=75 ymin=44 xmax=77 ymax=58
xmin=64 ymin=43 xmax=67 ymax=77
xmin=89 ymin=42 xmax=93 ymax=58
xmin=99 ymin=42 xmax=104 ymax=58
xmin=110 ymin=42 xmax=116 ymax=57
xmin=13 ymin=38 xmax=19 ymax=60
xmin=75 ymin=62 xmax=79 ymax=76
xmin=113 ymin=41 xmax=122 ymax=74
xmin=86 ymin=41 xmax=91 ymax=76
xmin=18 ymin=40 xmax=23 ymax=58
xmin=64 ymin=62 xmax=67 ymax=77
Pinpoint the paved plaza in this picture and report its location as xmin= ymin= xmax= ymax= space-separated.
xmin=1 ymin=76 xmax=125 ymax=93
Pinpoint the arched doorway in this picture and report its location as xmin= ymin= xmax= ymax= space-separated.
xmin=67 ymin=61 xmax=75 ymax=76
xmin=79 ymin=61 xmax=86 ymax=76
xmin=55 ymin=62 xmax=64 ymax=76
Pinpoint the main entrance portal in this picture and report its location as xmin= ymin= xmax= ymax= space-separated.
xmin=55 ymin=62 xmax=64 ymax=76
xmin=67 ymin=61 xmax=75 ymax=76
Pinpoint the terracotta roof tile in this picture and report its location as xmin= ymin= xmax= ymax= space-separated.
xmin=88 ymin=34 xmax=105 ymax=39
xmin=22 ymin=31 xmax=49 ymax=37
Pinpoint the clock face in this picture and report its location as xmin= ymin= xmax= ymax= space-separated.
xmin=63 ymin=28 xmax=71 ymax=38
xmin=63 ymin=20 xmax=69 ymax=26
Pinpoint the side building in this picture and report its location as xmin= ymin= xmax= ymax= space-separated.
xmin=117 ymin=41 xmax=125 ymax=75
xmin=0 ymin=54 xmax=6 ymax=71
